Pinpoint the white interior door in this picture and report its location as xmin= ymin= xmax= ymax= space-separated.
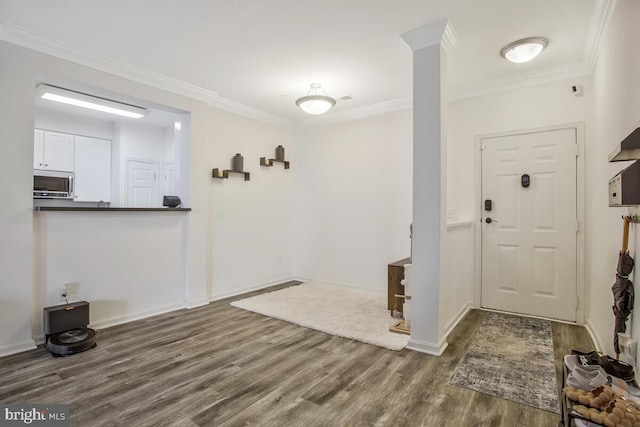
xmin=126 ymin=159 xmax=158 ymax=208
xmin=481 ymin=128 xmax=577 ymax=321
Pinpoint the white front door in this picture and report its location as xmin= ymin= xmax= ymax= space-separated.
xmin=126 ymin=159 xmax=158 ymax=208
xmin=481 ymin=128 xmax=577 ymax=321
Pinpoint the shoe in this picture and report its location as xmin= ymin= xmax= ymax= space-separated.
xmin=564 ymin=355 xmax=629 ymax=394
xmin=565 ymin=355 xmax=602 ymax=372
xmin=571 ymin=350 xmax=601 ymax=367
xmin=597 ymin=355 xmax=636 ymax=384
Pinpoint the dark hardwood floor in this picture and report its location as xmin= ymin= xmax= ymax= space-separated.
xmin=0 ymin=282 xmax=593 ymax=426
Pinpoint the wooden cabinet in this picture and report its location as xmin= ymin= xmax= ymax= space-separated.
xmin=34 ymin=130 xmax=74 ymax=172
xmin=388 ymin=257 xmax=410 ymax=315
xmin=74 ymin=136 xmax=111 ymax=202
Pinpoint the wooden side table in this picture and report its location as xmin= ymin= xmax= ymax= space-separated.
xmin=388 ymin=257 xmax=410 ymax=316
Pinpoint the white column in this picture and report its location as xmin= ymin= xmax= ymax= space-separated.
xmin=401 ymin=20 xmax=455 ymax=356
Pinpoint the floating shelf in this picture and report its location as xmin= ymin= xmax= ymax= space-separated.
xmin=260 ymin=157 xmax=290 ymax=169
xmin=609 ymin=127 xmax=640 ymax=162
xmin=212 ymin=168 xmax=250 ymax=181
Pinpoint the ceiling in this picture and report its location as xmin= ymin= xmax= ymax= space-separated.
xmin=0 ymin=0 xmax=605 ymax=124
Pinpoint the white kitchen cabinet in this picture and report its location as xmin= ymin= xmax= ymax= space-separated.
xmin=33 ymin=129 xmax=44 ymax=169
xmin=34 ymin=130 xmax=75 ymax=172
xmin=74 ymin=136 xmax=111 ymax=202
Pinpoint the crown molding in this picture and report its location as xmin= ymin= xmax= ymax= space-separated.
xmin=298 ymin=97 xmax=413 ymax=127
xmin=448 ymin=0 xmax=615 ymax=101
xmin=0 ymin=22 xmax=217 ymax=103
xmin=450 ymin=61 xmax=592 ymax=101
xmin=401 ymin=20 xmax=457 ymax=53
xmin=0 ymin=22 xmax=295 ymax=129
xmin=208 ymin=96 xmax=294 ymax=128
xmin=0 ymin=0 xmax=616 ymax=128
xmin=582 ymin=0 xmax=617 ymax=72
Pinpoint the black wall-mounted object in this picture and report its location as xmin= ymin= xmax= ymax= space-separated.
xmin=484 ymin=199 xmax=493 ymax=211
xmin=609 ymin=160 xmax=640 ymax=206
xmin=521 ymin=174 xmax=530 ymax=188
xmin=163 ymin=196 xmax=181 ymax=208
xmin=260 ymin=145 xmax=290 ymax=169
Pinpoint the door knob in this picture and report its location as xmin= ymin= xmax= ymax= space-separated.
xmin=485 ymin=217 xmax=497 ymax=224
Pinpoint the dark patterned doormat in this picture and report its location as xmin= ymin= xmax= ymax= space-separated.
xmin=450 ymin=311 xmax=559 ymax=413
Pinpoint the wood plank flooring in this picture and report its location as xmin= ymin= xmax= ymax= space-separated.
xmin=0 ymin=282 xmax=593 ymax=426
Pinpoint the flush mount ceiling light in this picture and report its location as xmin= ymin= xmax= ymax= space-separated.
xmin=36 ymin=84 xmax=148 ymax=119
xmin=296 ymin=83 xmax=336 ymax=115
xmin=500 ymin=37 xmax=548 ymax=63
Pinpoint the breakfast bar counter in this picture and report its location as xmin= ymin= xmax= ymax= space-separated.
xmin=34 ymin=207 xmax=191 ymax=212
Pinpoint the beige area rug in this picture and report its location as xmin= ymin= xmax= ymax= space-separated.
xmin=230 ymin=281 xmax=410 ymax=351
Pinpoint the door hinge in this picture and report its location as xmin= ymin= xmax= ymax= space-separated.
xmin=576 ymin=220 xmax=580 ymax=232
xmin=575 ymin=144 xmax=579 ymax=157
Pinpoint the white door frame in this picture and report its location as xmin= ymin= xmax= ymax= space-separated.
xmin=473 ymin=122 xmax=586 ymax=324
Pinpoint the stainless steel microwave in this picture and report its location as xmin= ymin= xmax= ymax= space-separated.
xmin=33 ymin=170 xmax=75 ymax=199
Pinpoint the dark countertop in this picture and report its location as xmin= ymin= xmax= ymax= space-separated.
xmin=34 ymin=207 xmax=191 ymax=212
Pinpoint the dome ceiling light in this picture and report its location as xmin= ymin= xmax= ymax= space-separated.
xmin=500 ymin=37 xmax=548 ymax=64
xmin=296 ymin=83 xmax=336 ymax=115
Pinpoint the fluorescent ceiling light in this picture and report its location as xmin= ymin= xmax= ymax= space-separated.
xmin=296 ymin=83 xmax=336 ymax=115
xmin=37 ymin=84 xmax=148 ymax=119
xmin=500 ymin=37 xmax=548 ymax=63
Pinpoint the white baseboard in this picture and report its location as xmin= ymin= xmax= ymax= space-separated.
xmin=0 ymin=340 xmax=37 ymax=358
xmin=407 ymin=337 xmax=449 ymax=356
xmin=34 ymin=334 xmax=45 ymax=346
xmin=443 ymin=300 xmax=475 ymax=338
xmin=209 ymin=276 xmax=299 ymax=301
xmin=185 ymin=298 xmax=209 ymax=309
xmin=89 ymin=302 xmax=185 ymax=330
xmin=406 ymin=301 xmax=474 ymax=357
xmin=585 ymin=318 xmax=605 ymax=353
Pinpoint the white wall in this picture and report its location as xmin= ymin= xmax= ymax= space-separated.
xmin=33 ymin=211 xmax=187 ymax=340
xmin=0 ymin=43 xmax=36 ymax=357
xmin=439 ymin=223 xmax=475 ymax=336
xmin=294 ymin=110 xmax=413 ymax=290
xmin=207 ymin=109 xmax=296 ymax=299
xmin=118 ymin=122 xmax=166 ymax=162
xmin=35 ymin=108 xmax=114 ymax=140
xmin=587 ymin=0 xmax=640 ymax=355
xmin=448 ymin=75 xmax=593 ymax=221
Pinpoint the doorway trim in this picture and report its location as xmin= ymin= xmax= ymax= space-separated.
xmin=473 ymin=122 xmax=586 ymax=324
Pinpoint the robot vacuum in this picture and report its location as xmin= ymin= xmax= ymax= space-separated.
xmin=44 ymin=301 xmax=96 ymax=356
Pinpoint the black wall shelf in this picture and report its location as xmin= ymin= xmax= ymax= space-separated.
xmin=260 ymin=157 xmax=290 ymax=169
xmin=212 ymin=168 xmax=250 ymax=181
